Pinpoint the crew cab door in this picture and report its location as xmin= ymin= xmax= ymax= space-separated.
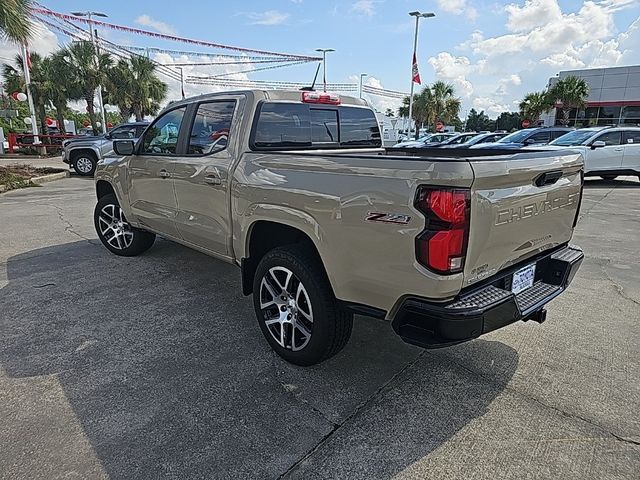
xmin=171 ymin=99 xmax=238 ymax=256
xmin=585 ymin=130 xmax=624 ymax=172
xmin=622 ymin=130 xmax=640 ymax=172
xmin=127 ymin=106 xmax=187 ymax=237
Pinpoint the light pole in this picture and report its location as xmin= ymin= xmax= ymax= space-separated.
xmin=315 ymin=48 xmax=335 ymax=92
xmin=72 ymin=11 xmax=108 ymax=134
xmin=178 ymin=67 xmax=185 ymax=99
xmin=359 ymin=73 xmax=368 ymax=99
xmin=408 ymin=11 xmax=435 ymax=138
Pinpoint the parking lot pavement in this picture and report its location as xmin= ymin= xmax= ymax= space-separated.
xmin=0 ymin=155 xmax=69 ymax=171
xmin=0 ymin=176 xmax=638 ymax=480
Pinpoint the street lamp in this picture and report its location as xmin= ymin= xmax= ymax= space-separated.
xmin=359 ymin=73 xmax=368 ymax=99
xmin=408 ymin=11 xmax=435 ymax=138
xmin=71 ymin=11 xmax=109 ymax=134
xmin=315 ymin=48 xmax=335 ymax=92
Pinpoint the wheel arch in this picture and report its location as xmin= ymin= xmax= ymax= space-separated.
xmin=69 ymin=146 xmax=99 ymax=161
xmin=96 ymin=180 xmax=115 ymax=200
xmin=241 ymin=220 xmax=330 ymax=296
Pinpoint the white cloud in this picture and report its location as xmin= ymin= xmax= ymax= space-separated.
xmin=431 ymin=0 xmax=640 ymax=117
xmin=436 ymin=0 xmax=478 ymax=21
xmin=0 ymin=21 xmax=59 ymax=66
xmin=245 ymin=10 xmax=290 ymax=25
xmin=134 ymin=15 xmax=177 ymax=35
xmin=351 ymin=0 xmax=377 ymax=17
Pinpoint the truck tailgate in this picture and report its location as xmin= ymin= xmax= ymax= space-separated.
xmin=464 ymin=151 xmax=583 ymax=287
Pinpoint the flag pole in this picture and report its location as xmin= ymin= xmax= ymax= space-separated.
xmin=21 ymin=43 xmax=40 ymax=145
xmin=408 ymin=15 xmax=419 ymax=139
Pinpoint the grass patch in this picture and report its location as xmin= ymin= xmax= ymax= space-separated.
xmin=0 ymin=165 xmax=63 ymax=192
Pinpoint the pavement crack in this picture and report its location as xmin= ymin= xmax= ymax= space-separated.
xmin=612 ymin=434 xmax=640 ymax=447
xmin=576 ymin=186 xmax=615 ymax=224
xmin=598 ymin=260 xmax=640 ymax=307
xmin=40 ymin=202 xmax=97 ymax=244
xmin=278 ymin=350 xmax=426 ymax=479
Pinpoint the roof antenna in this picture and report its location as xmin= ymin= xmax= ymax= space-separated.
xmin=300 ymin=63 xmax=321 ymax=91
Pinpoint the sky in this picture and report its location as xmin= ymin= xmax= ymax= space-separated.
xmin=1 ymin=0 xmax=639 ymax=118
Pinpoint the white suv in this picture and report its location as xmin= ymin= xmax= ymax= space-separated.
xmin=540 ymin=126 xmax=640 ymax=181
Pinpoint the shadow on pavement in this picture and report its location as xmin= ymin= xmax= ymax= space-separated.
xmin=0 ymin=239 xmax=517 ymax=479
xmin=584 ymin=177 xmax=639 ymax=188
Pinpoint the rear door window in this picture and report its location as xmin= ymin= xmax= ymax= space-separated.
xmin=187 ymin=101 xmax=236 ymax=155
xmin=623 ymin=130 xmax=640 ymax=144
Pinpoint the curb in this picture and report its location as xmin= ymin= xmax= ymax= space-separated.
xmin=30 ymin=171 xmax=69 ymax=185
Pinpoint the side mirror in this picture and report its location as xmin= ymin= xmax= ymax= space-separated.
xmin=591 ymin=140 xmax=606 ymax=149
xmin=113 ymin=139 xmax=135 ymax=156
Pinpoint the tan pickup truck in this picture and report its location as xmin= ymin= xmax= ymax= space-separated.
xmin=94 ymin=90 xmax=584 ymax=365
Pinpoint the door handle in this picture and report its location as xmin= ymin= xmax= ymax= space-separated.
xmin=535 ymin=170 xmax=563 ymax=187
xmin=613 ymin=148 xmax=624 ymax=152
xmin=203 ymin=174 xmax=222 ymax=185
xmin=158 ymin=169 xmax=171 ymax=178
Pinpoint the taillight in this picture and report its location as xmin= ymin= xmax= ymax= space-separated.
xmin=301 ymin=91 xmax=341 ymax=105
xmin=414 ymin=187 xmax=470 ymax=274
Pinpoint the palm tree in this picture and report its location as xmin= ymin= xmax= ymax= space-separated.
xmin=62 ymin=40 xmax=113 ymax=134
xmin=0 ymin=0 xmax=32 ymax=43
xmin=519 ymin=91 xmax=550 ymax=126
xmin=40 ymin=52 xmax=72 ymax=134
xmin=428 ymin=80 xmax=461 ymax=127
xmin=400 ymin=82 xmax=461 ymax=137
xmin=105 ymin=56 xmax=168 ymax=122
xmin=547 ymin=75 xmax=590 ymax=126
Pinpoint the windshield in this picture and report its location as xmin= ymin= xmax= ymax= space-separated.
xmin=550 ymin=129 xmax=599 ymax=146
xmin=497 ymin=130 xmax=531 ymax=143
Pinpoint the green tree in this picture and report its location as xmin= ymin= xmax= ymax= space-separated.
xmin=384 ymin=108 xmax=394 ymax=117
xmin=399 ymin=81 xmax=461 ymax=137
xmin=547 ymin=75 xmax=589 ymax=126
xmin=40 ymin=52 xmax=72 ymax=134
xmin=105 ymin=56 xmax=167 ymax=122
xmin=62 ymin=40 xmax=113 ymax=134
xmin=495 ymin=111 xmax=522 ymax=132
xmin=0 ymin=0 xmax=32 ymax=43
xmin=2 ymin=52 xmax=49 ymax=133
xmin=465 ymin=108 xmax=493 ymax=132
xmin=519 ymin=91 xmax=550 ymax=126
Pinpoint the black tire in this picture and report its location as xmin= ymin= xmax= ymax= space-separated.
xmin=600 ymin=175 xmax=618 ymax=180
xmin=253 ymin=245 xmax=353 ymax=366
xmin=72 ymin=151 xmax=97 ymax=176
xmin=94 ymin=194 xmax=155 ymax=256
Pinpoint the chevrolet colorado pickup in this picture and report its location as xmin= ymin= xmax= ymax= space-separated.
xmin=93 ymin=90 xmax=584 ymax=366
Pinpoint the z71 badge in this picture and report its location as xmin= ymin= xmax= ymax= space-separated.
xmin=365 ymin=212 xmax=412 ymax=225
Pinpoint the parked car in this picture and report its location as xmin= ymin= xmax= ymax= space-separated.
xmin=471 ymin=127 xmax=573 ymax=149
xmin=432 ymin=132 xmax=479 ymax=147
xmin=440 ymin=132 xmax=508 ymax=148
xmin=393 ymin=132 xmax=457 ymax=148
xmin=94 ymin=89 xmax=584 ymax=366
xmin=61 ymin=122 xmax=149 ymax=176
xmin=531 ymin=126 xmax=640 ymax=180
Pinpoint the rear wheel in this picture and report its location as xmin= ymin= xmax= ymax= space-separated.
xmin=94 ymin=194 xmax=155 ymax=256
xmin=72 ymin=151 xmax=97 ymax=176
xmin=253 ymin=245 xmax=353 ymax=366
xmin=600 ymin=175 xmax=618 ymax=180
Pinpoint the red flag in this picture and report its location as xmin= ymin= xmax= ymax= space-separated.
xmin=26 ymin=47 xmax=32 ymax=70
xmin=412 ymin=53 xmax=421 ymax=85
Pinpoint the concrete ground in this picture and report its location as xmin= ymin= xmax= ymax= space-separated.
xmin=0 ymin=176 xmax=638 ymax=480
xmin=0 ymin=154 xmax=70 ymax=171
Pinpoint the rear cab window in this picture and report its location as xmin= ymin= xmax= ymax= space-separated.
xmin=251 ymin=102 xmax=381 ymax=150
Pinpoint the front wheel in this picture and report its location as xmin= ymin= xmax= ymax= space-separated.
xmin=72 ymin=151 xmax=97 ymax=176
xmin=253 ymin=245 xmax=353 ymax=366
xmin=94 ymin=194 xmax=155 ymax=256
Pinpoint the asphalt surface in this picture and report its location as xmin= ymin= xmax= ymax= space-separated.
xmin=0 ymin=176 xmax=638 ymax=480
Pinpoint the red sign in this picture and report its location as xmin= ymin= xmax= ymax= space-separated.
xmin=522 ymin=119 xmax=531 ymax=128
xmin=435 ymin=121 xmax=444 ymax=132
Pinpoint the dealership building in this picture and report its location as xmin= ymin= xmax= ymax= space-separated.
xmin=540 ymin=65 xmax=640 ymax=127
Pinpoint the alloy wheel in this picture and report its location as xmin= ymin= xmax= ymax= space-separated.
xmin=75 ymin=157 xmax=94 ymax=174
xmin=97 ymin=203 xmax=134 ymax=250
xmin=259 ymin=266 xmax=313 ymax=351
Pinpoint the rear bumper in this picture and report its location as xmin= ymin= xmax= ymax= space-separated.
xmin=392 ymin=244 xmax=584 ymax=349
